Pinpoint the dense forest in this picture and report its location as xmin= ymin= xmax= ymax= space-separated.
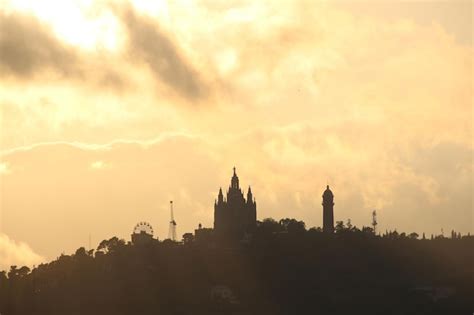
xmin=1 ymin=219 xmax=473 ymax=315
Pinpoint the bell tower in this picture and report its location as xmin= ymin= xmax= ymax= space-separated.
xmin=322 ymin=185 xmax=334 ymax=233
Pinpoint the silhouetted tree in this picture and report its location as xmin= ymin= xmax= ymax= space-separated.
xmin=335 ymin=220 xmax=345 ymax=233
xmin=308 ymin=227 xmax=323 ymax=233
xmin=279 ymin=218 xmax=306 ymax=234
xmin=182 ymin=232 xmax=194 ymax=244
xmin=75 ymin=247 xmax=88 ymax=257
xmin=346 ymin=218 xmax=353 ymax=230
xmin=97 ymin=236 xmax=125 ymax=253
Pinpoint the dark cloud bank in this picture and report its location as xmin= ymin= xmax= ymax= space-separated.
xmin=0 ymin=7 xmax=209 ymax=101
xmin=120 ymin=7 xmax=209 ymax=100
xmin=0 ymin=12 xmax=78 ymax=77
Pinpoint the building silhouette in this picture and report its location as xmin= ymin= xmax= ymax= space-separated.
xmin=194 ymin=223 xmax=214 ymax=244
xmin=322 ymin=185 xmax=334 ymax=233
xmin=214 ymin=167 xmax=257 ymax=240
xmin=131 ymin=230 xmax=154 ymax=245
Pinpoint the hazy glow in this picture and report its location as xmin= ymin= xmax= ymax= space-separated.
xmin=4 ymin=0 xmax=121 ymax=50
xmin=0 ymin=163 xmax=10 ymax=175
xmin=90 ymin=160 xmax=106 ymax=169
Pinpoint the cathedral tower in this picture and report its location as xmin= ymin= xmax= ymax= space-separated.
xmin=322 ymin=185 xmax=334 ymax=233
xmin=214 ymin=168 xmax=257 ymax=240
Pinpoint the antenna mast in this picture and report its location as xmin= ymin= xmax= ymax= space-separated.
xmin=168 ymin=201 xmax=177 ymax=241
xmin=372 ymin=210 xmax=378 ymax=235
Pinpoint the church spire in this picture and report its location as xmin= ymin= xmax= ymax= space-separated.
xmin=231 ymin=166 xmax=239 ymax=189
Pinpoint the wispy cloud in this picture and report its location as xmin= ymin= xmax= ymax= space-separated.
xmin=0 ymin=233 xmax=44 ymax=271
xmin=118 ymin=4 xmax=209 ymax=101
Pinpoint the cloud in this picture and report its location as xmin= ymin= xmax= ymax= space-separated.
xmin=0 ymin=11 xmax=78 ymax=78
xmin=0 ymin=233 xmax=44 ymax=271
xmin=0 ymin=163 xmax=11 ymax=175
xmin=0 ymin=10 xmax=126 ymax=91
xmin=90 ymin=160 xmax=108 ymax=170
xmin=0 ymin=4 xmax=210 ymax=102
xmin=0 ymin=0 xmax=471 ymax=260
xmin=118 ymin=5 xmax=209 ymax=100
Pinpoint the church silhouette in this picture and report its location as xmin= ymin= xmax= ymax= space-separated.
xmin=213 ymin=168 xmax=336 ymax=240
xmin=214 ymin=168 xmax=257 ymax=240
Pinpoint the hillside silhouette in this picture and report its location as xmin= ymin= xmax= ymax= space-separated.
xmin=1 ymin=219 xmax=472 ymax=315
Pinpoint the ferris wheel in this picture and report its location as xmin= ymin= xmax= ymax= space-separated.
xmin=133 ymin=222 xmax=154 ymax=236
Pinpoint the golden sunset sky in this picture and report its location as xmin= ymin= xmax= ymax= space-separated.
xmin=0 ymin=0 xmax=472 ymax=268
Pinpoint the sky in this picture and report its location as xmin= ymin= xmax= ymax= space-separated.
xmin=0 ymin=0 xmax=472 ymax=268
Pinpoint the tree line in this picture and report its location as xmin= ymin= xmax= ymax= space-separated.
xmin=1 ymin=218 xmax=473 ymax=315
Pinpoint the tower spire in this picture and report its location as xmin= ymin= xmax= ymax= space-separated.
xmin=231 ymin=166 xmax=239 ymax=189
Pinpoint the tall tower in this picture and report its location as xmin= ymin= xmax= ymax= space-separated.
xmin=168 ymin=201 xmax=177 ymax=241
xmin=322 ymin=185 xmax=334 ymax=233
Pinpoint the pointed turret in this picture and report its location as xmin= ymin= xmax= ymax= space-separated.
xmin=247 ymin=186 xmax=253 ymax=203
xmin=218 ymin=187 xmax=224 ymax=203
